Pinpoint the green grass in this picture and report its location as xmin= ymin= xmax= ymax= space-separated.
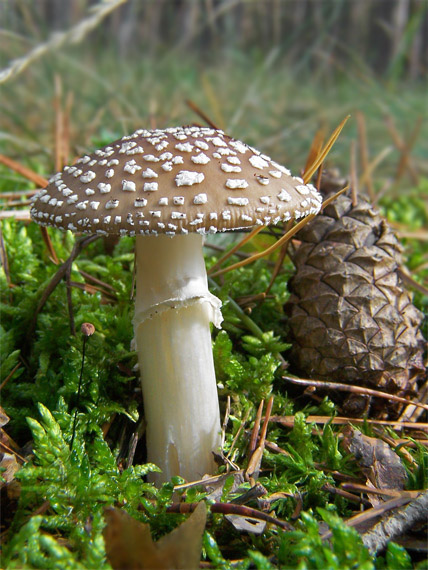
xmin=1 ymin=45 xmax=427 ymax=569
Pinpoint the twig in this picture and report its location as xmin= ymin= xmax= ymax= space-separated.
xmin=126 ymin=416 xmax=146 ymax=469
xmin=245 ymin=396 xmax=274 ymax=483
xmin=186 ymin=99 xmax=219 ymax=130
xmin=371 ymin=427 xmax=416 ymax=465
xmin=263 ymin=220 xmax=294 ymax=297
xmin=65 ymin=250 xmax=75 ymax=335
xmin=0 ymin=154 xmax=48 ymax=187
xmin=225 ymin=406 xmax=251 ymax=467
xmin=78 ymin=269 xmax=117 ymax=292
xmin=166 ymin=501 xmax=293 ymax=531
xmin=221 ymin=395 xmax=231 ymax=453
xmin=173 ymin=471 xmax=245 ymax=492
xmin=70 ymin=327 xmax=92 ymax=449
xmin=54 ymin=76 xmax=64 ymax=173
xmin=321 ymin=494 xmax=414 ymax=541
xmin=358 ymin=146 xmax=394 ymax=201
xmin=53 ymin=76 xmax=73 ymax=170
xmin=397 ymin=267 xmax=428 ymax=296
xmin=259 ymin=396 xmax=273 ymax=446
xmin=0 ymin=440 xmax=27 ymax=464
xmin=322 ymin=483 xmax=371 ymax=506
xmin=302 ymin=127 xmax=325 ymax=180
xmin=68 ymin=281 xmax=117 ymax=302
xmin=361 ymin=490 xmax=428 ymax=555
xmin=0 ymin=148 xmax=60 ymax=266
xmin=231 ymin=483 xmax=268 ymax=505
xmin=0 ymin=210 xmax=31 ymax=221
xmin=356 ymin=111 xmax=375 ymax=202
xmin=28 ymin=235 xmax=99 ymax=341
xmin=208 ymin=226 xmax=264 ymax=275
xmin=0 ymin=226 xmax=12 ymax=291
xmin=385 ymin=114 xmax=421 ymax=186
xmin=63 ymin=92 xmax=73 ymax=167
xmin=247 ymin=400 xmax=264 ymax=459
xmin=350 ymin=140 xmax=358 ymax=206
xmin=0 ymin=189 xmax=40 ymax=200
xmin=0 ymin=363 xmax=21 ymax=392
xmin=398 ymin=378 xmax=428 ymax=424
xmin=303 ymin=116 xmax=350 ymax=184
xmin=341 ymin=483 xmax=421 ymax=499
xmin=0 ymin=0 xmax=127 ymax=84
xmin=0 ymin=199 xmax=32 ymax=208
xmin=209 ymin=186 xmax=348 ymax=278
xmin=40 ymin=227 xmax=59 ymax=265
xmin=204 ymin=241 xmax=254 ymax=262
xmin=270 ymin=415 xmax=428 ymax=432
xmin=283 ymin=376 xmax=428 ymax=411
xmin=209 ymin=214 xmax=315 ymax=277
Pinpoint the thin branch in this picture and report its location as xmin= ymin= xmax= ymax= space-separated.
xmin=0 ymin=154 xmax=48 ymax=187
xmin=208 ymin=225 xmax=264 ymax=275
xmin=322 ymin=494 xmax=414 ymax=540
xmin=270 ymin=415 xmax=428 ymax=432
xmin=283 ymin=376 xmax=428 ymax=411
xmin=0 ymin=0 xmax=127 ymax=84
xmin=303 ymin=115 xmax=350 ymax=184
xmin=28 ymin=235 xmax=99 ymax=341
xmin=361 ymin=490 xmax=428 ymax=555
xmin=246 ymin=397 xmax=274 ymax=483
xmin=0 ymin=226 xmax=12 ymax=290
xmin=40 ymin=227 xmax=59 ymax=265
xmin=186 ymin=99 xmax=220 ymax=130
xmin=0 ymin=210 xmax=31 ymax=221
xmin=209 ymin=214 xmax=315 ymax=277
xmin=167 ymin=501 xmax=293 ymax=531
xmin=356 ymin=111 xmax=375 ymax=202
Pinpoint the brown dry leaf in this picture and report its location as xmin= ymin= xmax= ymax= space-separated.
xmin=0 ymin=407 xmax=24 ymax=491
xmin=0 ymin=406 xmax=10 ymax=428
xmin=342 ymin=427 xmax=407 ymax=504
xmin=0 ymin=453 xmax=20 ymax=487
xmin=204 ymin=471 xmax=245 ymax=502
xmin=103 ymin=502 xmax=207 ymax=570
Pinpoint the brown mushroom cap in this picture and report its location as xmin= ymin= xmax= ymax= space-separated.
xmin=30 ymin=126 xmax=322 ymax=236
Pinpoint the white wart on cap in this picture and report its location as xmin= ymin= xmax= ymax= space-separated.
xmin=30 ymin=126 xmax=322 ymax=236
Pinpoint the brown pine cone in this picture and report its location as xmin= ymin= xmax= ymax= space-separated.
xmin=285 ymin=185 xmax=425 ymax=415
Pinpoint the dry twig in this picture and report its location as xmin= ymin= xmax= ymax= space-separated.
xmin=28 ymin=235 xmax=99 ymax=339
xmin=361 ymin=490 xmax=428 ymax=554
xmin=167 ymin=501 xmax=293 ymax=531
xmin=270 ymin=415 xmax=428 ymax=433
xmin=283 ymin=376 xmax=428 ymax=412
xmin=0 ymin=0 xmax=127 ymax=84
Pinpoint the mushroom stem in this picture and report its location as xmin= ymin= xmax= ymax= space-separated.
xmin=133 ymin=234 xmax=222 ymax=484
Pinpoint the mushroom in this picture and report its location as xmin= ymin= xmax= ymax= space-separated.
xmin=30 ymin=126 xmax=322 ymax=484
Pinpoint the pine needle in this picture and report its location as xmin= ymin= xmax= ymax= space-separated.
xmin=303 ymin=115 xmax=350 ymax=184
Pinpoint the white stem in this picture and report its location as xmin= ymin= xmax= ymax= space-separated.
xmin=133 ymin=234 xmax=222 ymax=484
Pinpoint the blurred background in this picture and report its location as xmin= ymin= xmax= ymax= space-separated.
xmin=0 ymin=0 xmax=427 ymax=195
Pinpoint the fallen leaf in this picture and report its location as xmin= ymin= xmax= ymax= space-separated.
xmin=204 ymin=471 xmax=245 ymax=502
xmin=0 ymin=406 xmax=10 ymax=428
xmin=104 ymin=501 xmax=207 ymax=570
xmin=225 ymin=514 xmax=266 ymax=534
xmin=0 ymin=452 xmax=20 ymax=486
xmin=342 ymin=427 xmax=407 ymax=505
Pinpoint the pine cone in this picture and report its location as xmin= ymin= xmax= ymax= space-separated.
xmin=285 ymin=184 xmax=425 ymax=415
